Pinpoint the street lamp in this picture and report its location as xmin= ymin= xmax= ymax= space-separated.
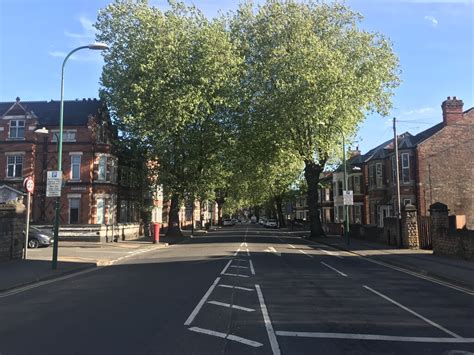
xmin=51 ymin=43 xmax=108 ymax=270
xmin=333 ymin=126 xmax=350 ymax=245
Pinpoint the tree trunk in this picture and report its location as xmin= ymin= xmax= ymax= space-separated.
xmin=304 ymin=160 xmax=325 ymax=238
xmin=275 ymin=195 xmax=286 ymax=228
xmin=166 ymin=193 xmax=182 ymax=237
xmin=216 ymin=200 xmax=224 ymax=226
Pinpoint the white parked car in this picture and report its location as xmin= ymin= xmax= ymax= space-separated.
xmin=223 ymin=219 xmax=234 ymax=226
xmin=265 ymin=219 xmax=278 ymax=228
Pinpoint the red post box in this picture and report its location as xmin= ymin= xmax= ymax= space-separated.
xmin=153 ymin=223 xmax=160 ymax=244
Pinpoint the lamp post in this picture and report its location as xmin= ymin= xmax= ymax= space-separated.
xmin=51 ymin=43 xmax=108 ymax=270
xmin=333 ymin=126 xmax=350 ymax=245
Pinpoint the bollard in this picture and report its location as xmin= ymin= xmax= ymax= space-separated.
xmin=153 ymin=223 xmax=160 ymax=244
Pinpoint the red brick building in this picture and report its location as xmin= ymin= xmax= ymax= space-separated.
xmin=0 ymin=98 xmax=122 ymax=225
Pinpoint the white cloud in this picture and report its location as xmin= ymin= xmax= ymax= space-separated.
xmin=399 ymin=107 xmax=436 ymax=119
xmin=64 ymin=16 xmax=96 ymax=42
xmin=424 ymin=15 xmax=439 ymax=27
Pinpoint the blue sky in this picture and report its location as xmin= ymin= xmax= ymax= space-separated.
xmin=0 ymin=0 xmax=472 ymax=153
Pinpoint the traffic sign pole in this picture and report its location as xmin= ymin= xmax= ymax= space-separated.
xmin=23 ymin=177 xmax=34 ymax=259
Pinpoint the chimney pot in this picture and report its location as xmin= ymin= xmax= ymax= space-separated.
xmin=442 ymin=96 xmax=463 ymax=126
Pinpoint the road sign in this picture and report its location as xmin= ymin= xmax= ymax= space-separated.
xmin=24 ymin=177 xmax=34 ymax=193
xmin=46 ymin=171 xmax=62 ymax=197
xmin=343 ymin=190 xmax=354 ymax=206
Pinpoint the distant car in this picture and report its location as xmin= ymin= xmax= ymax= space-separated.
xmin=265 ymin=219 xmax=278 ymax=228
xmin=259 ymin=218 xmax=267 ymax=225
xmin=26 ymin=227 xmax=53 ymax=248
xmin=223 ymin=219 xmax=234 ymax=226
xmin=250 ymin=216 xmax=257 ymax=223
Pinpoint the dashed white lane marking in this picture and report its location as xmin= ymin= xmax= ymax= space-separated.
xmin=188 ymin=326 xmax=263 ymax=347
xmin=222 ymin=273 xmax=250 ymax=278
xmin=184 ymin=277 xmax=221 ymax=326
xmin=298 ymin=249 xmax=313 ymax=258
xmin=207 ymin=300 xmax=255 ymax=312
xmin=321 ymin=261 xmax=347 ymax=277
xmin=363 ymin=285 xmax=461 ymax=338
xmin=275 ymin=331 xmax=474 ymax=343
xmin=255 ymin=284 xmax=281 ymax=355
xmin=218 ymin=284 xmax=254 ymax=292
xmin=220 ymin=260 xmax=233 ymax=275
xmin=230 ymin=265 xmax=249 ymax=269
xmin=249 ymin=260 xmax=255 ymax=275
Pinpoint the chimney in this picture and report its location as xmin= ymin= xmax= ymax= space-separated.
xmin=349 ymin=146 xmax=361 ymax=158
xmin=442 ymin=96 xmax=463 ymax=126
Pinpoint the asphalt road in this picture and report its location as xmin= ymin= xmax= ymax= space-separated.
xmin=1 ymin=224 xmax=473 ymax=355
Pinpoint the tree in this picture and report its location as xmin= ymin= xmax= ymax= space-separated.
xmin=230 ymin=0 xmax=399 ymax=237
xmin=96 ymin=0 xmax=242 ymax=236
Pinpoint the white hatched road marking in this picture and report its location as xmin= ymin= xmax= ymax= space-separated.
xmin=184 ymin=277 xmax=221 ymax=326
xmin=207 ymin=300 xmax=255 ymax=312
xmin=275 ymin=331 xmax=474 ymax=343
xmin=188 ymin=327 xmax=263 ymax=347
xmin=264 ymin=246 xmax=281 ymax=256
xmin=246 ymin=248 xmax=250 ymax=256
xmin=233 ymin=248 xmax=241 ymax=256
xmin=222 ymin=273 xmax=250 ymax=278
xmin=234 ymin=258 xmax=247 ymax=262
xmin=298 ymin=249 xmax=313 ymax=258
xmin=256 ymin=284 xmax=281 ymax=355
xmin=318 ymin=248 xmax=344 ymax=259
xmin=249 ymin=260 xmax=255 ymax=275
xmin=321 ymin=261 xmax=347 ymax=277
xmin=218 ymin=284 xmax=254 ymax=292
xmin=230 ymin=265 xmax=249 ymax=269
xmin=363 ymin=285 xmax=461 ymax=338
xmin=288 ymin=244 xmax=296 ymax=249
xmin=220 ymin=260 xmax=233 ymax=275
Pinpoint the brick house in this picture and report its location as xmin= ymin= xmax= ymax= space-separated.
xmin=0 ymin=97 xmax=121 ymax=225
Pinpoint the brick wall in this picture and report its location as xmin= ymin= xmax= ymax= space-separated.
xmin=0 ymin=203 xmax=25 ymax=263
xmin=431 ymin=202 xmax=474 ymax=260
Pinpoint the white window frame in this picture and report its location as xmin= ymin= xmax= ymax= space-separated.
xmin=6 ymin=155 xmax=23 ymax=178
xmin=376 ymin=162 xmax=383 ymax=188
xmin=51 ymin=129 xmax=77 ymax=142
xmin=353 ymin=175 xmax=361 ymax=194
xmin=98 ymin=156 xmax=107 ymax=181
xmin=9 ymin=120 xmax=25 ymax=139
xmin=401 ymin=153 xmax=410 ymax=184
xmin=70 ymin=154 xmax=81 ymax=181
xmin=97 ymin=198 xmax=105 ymax=224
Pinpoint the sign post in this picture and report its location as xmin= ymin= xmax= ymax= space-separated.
xmin=23 ymin=177 xmax=34 ymax=259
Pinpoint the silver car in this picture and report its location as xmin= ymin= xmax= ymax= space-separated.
xmin=27 ymin=227 xmax=53 ymax=248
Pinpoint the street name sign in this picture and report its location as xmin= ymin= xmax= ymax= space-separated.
xmin=46 ymin=171 xmax=62 ymax=197
xmin=343 ymin=190 xmax=354 ymax=206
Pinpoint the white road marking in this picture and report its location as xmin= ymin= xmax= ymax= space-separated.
xmin=298 ymin=249 xmax=313 ymax=258
xmin=230 ymin=265 xmax=248 ymax=269
xmin=220 ymin=260 xmax=233 ymax=275
xmin=184 ymin=277 xmax=221 ymax=326
xmin=244 ymin=242 xmax=248 ymax=247
xmin=233 ymin=248 xmax=241 ymax=256
xmin=207 ymin=300 xmax=255 ymax=312
xmin=246 ymin=248 xmax=250 ymax=256
xmin=0 ymin=267 xmax=99 ymax=298
xmin=218 ymin=284 xmax=254 ymax=292
xmin=275 ymin=331 xmax=474 ymax=343
xmin=249 ymin=260 xmax=255 ymax=275
xmin=255 ymin=284 xmax=281 ymax=355
xmin=318 ymin=248 xmax=344 ymax=259
xmin=188 ymin=326 xmax=263 ymax=347
xmin=222 ymin=273 xmax=250 ymax=278
xmin=264 ymin=246 xmax=281 ymax=256
xmin=363 ymin=285 xmax=461 ymax=338
xmin=320 ymin=261 xmax=347 ymax=277
xmin=240 ymin=242 xmax=245 ymax=247
xmin=234 ymin=258 xmax=248 ymax=262
xmin=288 ymin=244 xmax=296 ymax=249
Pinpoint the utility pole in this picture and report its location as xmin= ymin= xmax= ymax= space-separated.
xmin=393 ymin=117 xmax=402 ymax=247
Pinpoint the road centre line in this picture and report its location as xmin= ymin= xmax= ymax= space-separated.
xmin=207 ymin=300 xmax=255 ymax=312
xmin=255 ymin=284 xmax=281 ymax=355
xmin=249 ymin=260 xmax=255 ymax=275
xmin=275 ymin=331 xmax=474 ymax=343
xmin=220 ymin=260 xmax=233 ymax=275
xmin=188 ymin=327 xmax=263 ymax=347
xmin=298 ymin=249 xmax=314 ymax=258
xmin=184 ymin=277 xmax=221 ymax=326
xmin=222 ymin=273 xmax=250 ymax=278
xmin=218 ymin=284 xmax=254 ymax=291
xmin=363 ymin=285 xmax=461 ymax=338
xmin=320 ymin=261 xmax=347 ymax=277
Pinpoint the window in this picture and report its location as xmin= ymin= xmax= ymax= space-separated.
xmin=98 ymin=156 xmax=107 ymax=181
xmin=338 ymin=206 xmax=344 ymax=222
xmin=325 ymin=188 xmax=330 ymax=201
xmin=69 ymin=198 xmax=80 ymax=224
xmin=9 ymin=120 xmax=25 ymax=139
xmin=376 ymin=162 xmax=383 ymax=188
xmin=52 ymin=130 xmax=76 ymax=142
xmin=110 ymin=158 xmax=117 ymax=183
xmin=97 ymin=198 xmax=105 ymax=224
xmin=354 ymin=205 xmax=362 ymax=224
xmin=368 ymin=164 xmax=375 ymax=188
xmin=70 ymin=155 xmax=81 ymax=180
xmin=338 ymin=181 xmax=343 ymax=196
xmin=401 ymin=153 xmax=410 ymax=183
xmin=7 ymin=155 xmax=23 ymax=178
xmin=353 ymin=175 xmax=361 ymax=194
xmin=404 ymin=199 xmax=412 ymax=206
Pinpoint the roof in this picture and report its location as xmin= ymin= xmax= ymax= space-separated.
xmin=0 ymin=99 xmax=105 ymax=126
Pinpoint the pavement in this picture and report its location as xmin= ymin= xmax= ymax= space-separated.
xmin=1 ymin=225 xmax=473 ymax=354
xmin=0 ymin=234 xmax=189 ymax=293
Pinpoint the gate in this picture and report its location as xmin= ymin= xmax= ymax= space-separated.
xmin=418 ymin=216 xmax=432 ymax=249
